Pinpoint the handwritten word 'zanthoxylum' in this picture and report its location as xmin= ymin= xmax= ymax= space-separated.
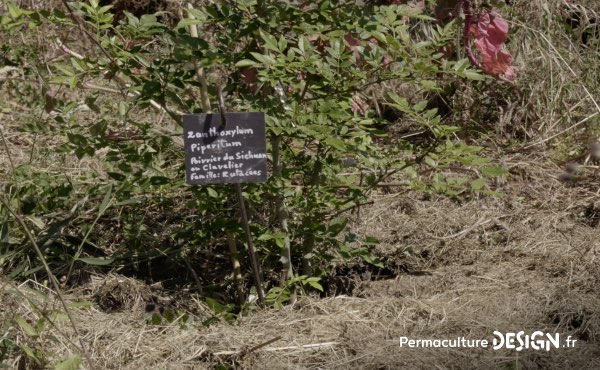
xmin=187 ymin=126 xmax=254 ymax=139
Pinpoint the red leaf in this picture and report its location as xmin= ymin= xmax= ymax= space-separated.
xmin=470 ymin=11 xmax=516 ymax=81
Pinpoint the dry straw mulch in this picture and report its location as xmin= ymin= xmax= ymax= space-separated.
xmin=2 ymin=153 xmax=600 ymax=369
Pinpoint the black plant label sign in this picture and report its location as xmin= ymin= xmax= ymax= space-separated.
xmin=183 ymin=112 xmax=268 ymax=184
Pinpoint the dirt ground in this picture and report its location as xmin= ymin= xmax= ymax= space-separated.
xmin=2 ymin=151 xmax=599 ymax=369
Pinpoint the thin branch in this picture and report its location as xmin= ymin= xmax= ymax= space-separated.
xmin=272 ymin=135 xmax=294 ymax=287
xmin=327 ymin=201 xmax=375 ymax=219
xmin=82 ymin=82 xmax=122 ymax=95
xmin=426 ymin=216 xmax=491 ymax=240
xmin=226 ymin=232 xmax=245 ymax=306
xmin=56 ymin=38 xmax=84 ymax=60
xmin=187 ymin=3 xmax=211 ymax=112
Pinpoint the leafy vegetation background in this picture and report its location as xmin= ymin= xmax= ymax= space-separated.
xmin=0 ymin=0 xmax=599 ymax=369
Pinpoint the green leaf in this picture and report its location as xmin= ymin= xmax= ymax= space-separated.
xmin=324 ymin=137 xmax=346 ymax=151
xmin=413 ymin=100 xmax=427 ymax=112
xmin=364 ymin=236 xmax=379 ymax=245
xmin=361 ymin=253 xmax=383 ymax=268
xmin=8 ymin=3 xmax=22 ymax=19
xmin=387 ymin=92 xmax=409 ymax=110
xmin=50 ymin=75 xmax=79 ymax=88
xmin=300 ymin=275 xmax=323 ymax=292
xmin=26 ymin=216 xmax=45 ymax=230
xmin=307 ymin=279 xmax=323 ymax=292
xmin=328 ymin=217 xmax=347 ymax=237
xmin=150 ymin=176 xmax=169 ymax=186
xmin=52 ymin=355 xmax=81 ymax=370
xmin=419 ymin=79 xmax=439 ymax=91
xmin=67 ymin=301 xmax=94 ymax=309
xmin=275 ymin=237 xmax=285 ymax=249
xmin=469 ymin=157 xmax=492 ymax=165
xmin=55 ymin=63 xmax=75 ymax=76
xmin=250 ymin=52 xmax=276 ymax=65
xmin=235 ymin=59 xmax=257 ymax=68
xmin=149 ymin=313 xmax=162 ymax=325
xmin=257 ymin=233 xmax=273 ymax=241
xmin=453 ymin=58 xmax=470 ymax=72
xmin=1 ymin=218 xmax=9 ymax=246
xmin=206 ymin=187 xmax=218 ymax=197
xmin=462 ymin=70 xmax=486 ymax=81
xmin=424 ymin=156 xmax=437 ymax=167
xmin=14 ymin=315 xmax=38 ymax=337
xmin=298 ymin=35 xmax=309 ymax=53
xmin=78 ymin=257 xmax=114 ymax=266
xmin=99 ymin=184 xmax=112 ymax=214
xmin=470 ymin=178 xmax=486 ymax=191
xmin=114 ymin=198 xmax=141 ymax=206
xmin=163 ymin=309 xmax=175 ymax=322
xmin=98 ymin=5 xmax=113 ymax=14
xmin=481 ymin=166 xmax=508 ymax=177
xmin=107 ymin=172 xmax=126 ymax=181
xmin=67 ymin=133 xmax=87 ymax=146
xmin=124 ymin=11 xmax=139 ymax=26
xmin=176 ymin=18 xmax=202 ymax=29
xmin=19 ymin=345 xmax=41 ymax=364
xmin=259 ymin=29 xmax=279 ymax=51
xmin=277 ymin=35 xmax=288 ymax=51
xmin=49 ymin=312 xmax=68 ymax=323
xmin=205 ymin=297 xmax=227 ymax=314
xmin=118 ymin=101 xmax=128 ymax=116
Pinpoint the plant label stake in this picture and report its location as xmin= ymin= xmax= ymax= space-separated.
xmin=183 ymin=89 xmax=266 ymax=305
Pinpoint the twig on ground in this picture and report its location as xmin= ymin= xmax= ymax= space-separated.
xmin=426 ymin=216 xmax=491 ymax=240
xmin=471 ymin=275 xmax=510 ymax=288
xmin=214 ymin=340 xmax=338 ymax=356
xmin=240 ymin=336 xmax=282 ymax=357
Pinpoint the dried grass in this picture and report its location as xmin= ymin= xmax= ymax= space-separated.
xmin=2 ymin=149 xmax=599 ymax=369
xmin=1 ymin=0 xmax=599 ymax=369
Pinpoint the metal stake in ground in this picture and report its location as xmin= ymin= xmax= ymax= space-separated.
xmin=217 ymin=86 xmax=265 ymax=306
xmin=234 ymin=183 xmax=265 ymax=305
